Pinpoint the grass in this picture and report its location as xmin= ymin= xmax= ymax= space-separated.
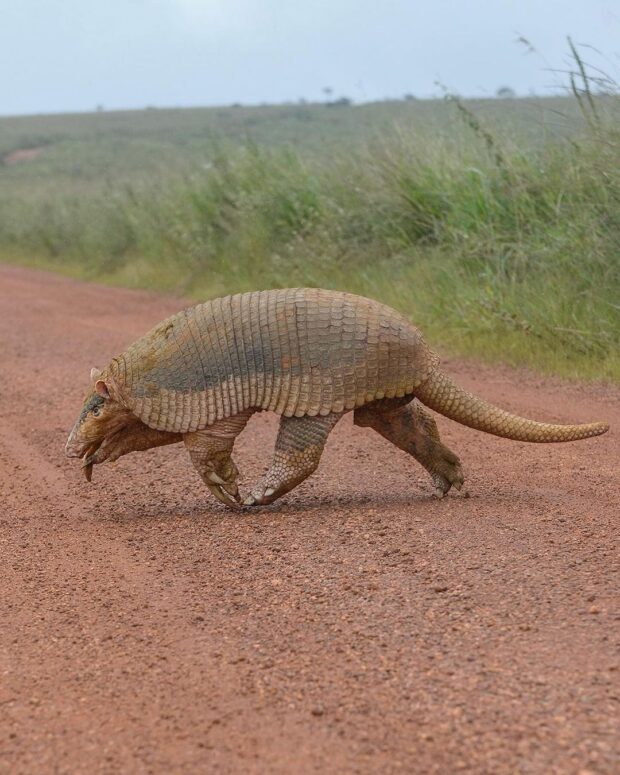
xmin=1 ymin=60 xmax=619 ymax=382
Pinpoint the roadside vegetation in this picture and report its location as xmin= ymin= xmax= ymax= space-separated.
xmin=1 ymin=48 xmax=618 ymax=381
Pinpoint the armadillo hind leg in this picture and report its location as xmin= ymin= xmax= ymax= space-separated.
xmin=243 ymin=414 xmax=341 ymax=507
xmin=183 ymin=409 xmax=255 ymax=510
xmin=354 ymin=397 xmax=465 ymax=498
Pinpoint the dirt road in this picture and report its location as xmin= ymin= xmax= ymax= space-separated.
xmin=1 ymin=264 xmax=618 ymax=774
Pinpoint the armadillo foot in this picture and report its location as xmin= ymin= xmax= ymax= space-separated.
xmin=426 ymin=446 xmax=464 ymax=497
xmin=183 ymin=412 xmax=253 ymax=510
xmin=207 ymin=481 xmax=242 ymax=510
xmin=243 ymin=414 xmax=340 ymax=507
xmin=432 ymin=472 xmax=467 ymax=498
xmin=199 ymin=456 xmax=243 ymax=509
xmin=355 ymin=397 xmax=465 ymax=498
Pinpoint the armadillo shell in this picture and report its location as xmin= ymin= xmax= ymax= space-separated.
xmin=107 ymin=288 xmax=439 ymax=433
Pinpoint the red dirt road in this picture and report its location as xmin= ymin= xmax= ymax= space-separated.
xmin=1 ymin=264 xmax=618 ymax=774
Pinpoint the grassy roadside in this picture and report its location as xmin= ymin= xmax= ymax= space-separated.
xmin=6 ymin=242 xmax=618 ymax=383
xmin=1 ymin=94 xmax=618 ymax=382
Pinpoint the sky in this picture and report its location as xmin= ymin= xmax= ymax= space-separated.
xmin=0 ymin=0 xmax=618 ymax=116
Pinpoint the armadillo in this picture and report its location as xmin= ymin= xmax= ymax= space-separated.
xmin=65 ymin=288 xmax=609 ymax=508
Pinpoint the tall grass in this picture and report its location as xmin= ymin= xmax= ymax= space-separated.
xmin=1 ymin=53 xmax=618 ymax=381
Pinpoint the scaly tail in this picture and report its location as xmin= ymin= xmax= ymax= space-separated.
xmin=415 ymin=370 xmax=609 ymax=442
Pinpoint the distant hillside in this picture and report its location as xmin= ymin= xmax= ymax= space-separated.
xmin=0 ymin=96 xmax=595 ymax=181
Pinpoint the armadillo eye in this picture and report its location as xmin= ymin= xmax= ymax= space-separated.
xmin=92 ymin=406 xmax=101 ymax=417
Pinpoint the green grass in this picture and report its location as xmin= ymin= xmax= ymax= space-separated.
xmin=1 ymin=88 xmax=619 ymax=382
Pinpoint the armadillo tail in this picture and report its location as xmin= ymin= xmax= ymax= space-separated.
xmin=415 ymin=370 xmax=609 ymax=442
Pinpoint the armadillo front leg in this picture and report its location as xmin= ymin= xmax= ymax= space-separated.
xmin=183 ymin=409 xmax=254 ymax=509
xmin=355 ymin=398 xmax=465 ymax=497
xmin=243 ymin=414 xmax=341 ymax=507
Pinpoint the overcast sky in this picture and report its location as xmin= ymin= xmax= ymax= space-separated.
xmin=0 ymin=0 xmax=618 ymax=116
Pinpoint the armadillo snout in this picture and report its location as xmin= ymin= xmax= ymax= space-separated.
xmin=65 ymin=430 xmax=83 ymax=458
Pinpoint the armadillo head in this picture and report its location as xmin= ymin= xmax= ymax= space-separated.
xmin=65 ymin=368 xmax=135 ymax=481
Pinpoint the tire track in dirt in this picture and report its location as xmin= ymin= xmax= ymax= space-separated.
xmin=1 ymin=264 xmax=618 ymax=773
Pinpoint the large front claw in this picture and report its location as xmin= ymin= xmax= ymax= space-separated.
xmin=205 ymin=467 xmax=243 ymax=510
xmin=183 ymin=413 xmax=255 ymax=511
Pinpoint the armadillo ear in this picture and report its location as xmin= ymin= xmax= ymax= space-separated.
xmin=94 ymin=380 xmax=110 ymax=399
xmin=90 ymin=367 xmax=102 ymax=383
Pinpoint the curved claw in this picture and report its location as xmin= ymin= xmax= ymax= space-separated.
xmin=205 ymin=469 xmax=243 ymax=510
xmin=207 ymin=483 xmax=242 ymax=510
xmin=207 ymin=470 xmax=228 ymax=486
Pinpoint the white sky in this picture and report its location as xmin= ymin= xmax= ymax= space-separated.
xmin=0 ymin=0 xmax=618 ymax=115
